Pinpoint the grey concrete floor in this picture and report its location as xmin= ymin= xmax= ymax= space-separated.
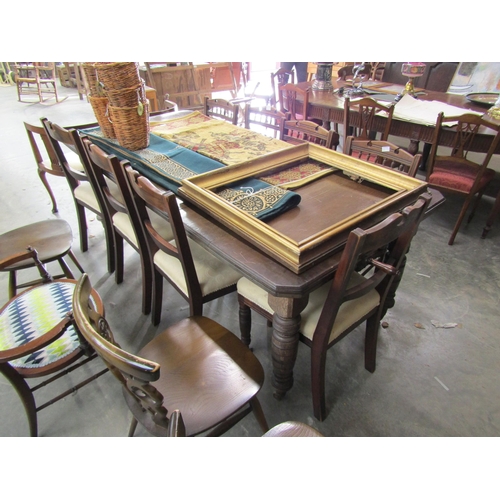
xmin=1 ymin=82 xmax=499 ymax=444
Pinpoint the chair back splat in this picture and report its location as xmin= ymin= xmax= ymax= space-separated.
xmin=343 ymin=97 xmax=394 ymax=141
xmin=278 ymin=83 xmax=310 ymax=120
xmin=203 ymin=97 xmax=239 ymax=125
xmin=283 ymin=120 xmax=339 ymax=150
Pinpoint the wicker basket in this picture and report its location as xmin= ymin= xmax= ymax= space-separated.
xmin=105 ymin=81 xmax=146 ymax=108
xmin=94 ymin=62 xmax=140 ymax=91
xmin=82 ymin=62 xmax=105 ymax=97
xmin=109 ymin=101 xmax=150 ymax=150
xmin=89 ymin=96 xmax=115 ymax=138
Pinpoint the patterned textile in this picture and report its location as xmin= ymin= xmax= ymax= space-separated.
xmin=149 ymin=111 xmax=213 ymax=132
xmin=216 ymin=178 xmax=300 ymax=220
xmin=259 ymin=161 xmax=335 ymax=189
xmin=0 ymin=282 xmax=79 ymax=369
xmin=151 ymin=118 xmax=293 ymax=165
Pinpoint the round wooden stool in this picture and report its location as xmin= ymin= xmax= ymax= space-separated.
xmin=0 ymin=219 xmax=85 ymax=298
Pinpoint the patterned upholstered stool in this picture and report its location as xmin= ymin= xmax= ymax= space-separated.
xmin=0 ymin=278 xmax=106 ymax=436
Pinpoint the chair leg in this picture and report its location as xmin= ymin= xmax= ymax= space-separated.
xmin=310 ymin=346 xmax=328 ymax=421
xmin=482 ymin=191 xmax=500 ymax=239
xmin=67 ymin=250 xmax=85 ymax=274
xmin=139 ymin=253 xmax=152 ymax=316
xmin=448 ymin=196 xmax=474 ymax=245
xmin=0 ymin=363 xmax=38 ymax=437
xmin=114 ymin=232 xmax=124 ymax=285
xmin=364 ymin=314 xmax=380 ymax=373
xmin=75 ymin=202 xmax=89 ymax=253
xmin=249 ymin=396 xmax=269 ymax=433
xmin=238 ymin=296 xmax=252 ymax=346
xmin=57 ymin=257 xmax=75 ymax=279
xmin=152 ymin=268 xmax=164 ymax=326
xmin=128 ymin=416 xmax=138 ymax=437
xmin=37 ymin=169 xmax=58 ymax=213
xmin=8 ymin=270 xmax=17 ymax=299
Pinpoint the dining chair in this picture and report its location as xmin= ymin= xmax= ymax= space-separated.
xmin=72 ymin=273 xmax=269 ymax=437
xmin=283 ymin=120 xmax=340 ymax=150
xmin=81 ymin=138 xmax=174 ymax=316
xmin=0 ymin=248 xmax=107 ymax=437
xmin=42 ymin=118 xmax=116 ymax=274
xmin=0 ymin=219 xmax=84 ymax=299
xmin=203 ymin=97 xmax=239 ymax=125
xmin=123 ymin=167 xmax=243 ymax=326
xmin=14 ymin=62 xmax=61 ymax=103
xmin=343 ymin=137 xmax=446 ymax=219
xmin=24 ymin=121 xmax=66 ymax=213
xmin=343 ymin=96 xmax=394 ymax=143
xmin=426 ymin=112 xmax=500 ymax=245
xmin=236 ymin=194 xmax=430 ymax=420
xmin=278 ymin=83 xmax=310 ymax=120
xmin=271 ymin=67 xmax=295 ymax=107
xmin=337 ymin=63 xmax=372 ymax=85
xmin=244 ymin=106 xmax=287 ymax=139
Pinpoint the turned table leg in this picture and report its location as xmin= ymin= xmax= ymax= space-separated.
xmin=268 ymin=294 xmax=309 ymax=400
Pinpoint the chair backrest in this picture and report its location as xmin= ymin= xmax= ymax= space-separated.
xmin=24 ymin=121 xmax=64 ymax=176
xmin=311 ymin=193 xmax=431 ymax=351
xmin=283 ymin=120 xmax=339 ymax=150
xmin=123 ymin=166 xmax=203 ymax=312
xmin=72 ymin=273 xmax=177 ymax=435
xmin=244 ymin=106 xmax=287 ymax=139
xmin=271 ymin=67 xmax=295 ymax=106
xmin=41 ymin=117 xmax=90 ymax=191
xmin=343 ymin=97 xmax=394 ymax=141
xmin=344 ymin=137 xmax=422 ymax=177
xmin=203 ymin=97 xmax=239 ymax=125
xmin=337 ymin=63 xmax=372 ymax=82
xmin=278 ymin=83 xmax=309 ymax=120
xmin=426 ymin=112 xmax=500 ymax=183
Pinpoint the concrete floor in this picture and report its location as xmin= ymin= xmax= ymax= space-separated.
xmin=1 ymin=81 xmax=500 ymax=441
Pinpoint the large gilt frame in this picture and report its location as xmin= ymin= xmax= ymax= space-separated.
xmin=179 ymin=143 xmax=428 ymax=273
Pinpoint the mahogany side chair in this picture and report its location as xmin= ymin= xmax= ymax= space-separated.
xmin=270 ymin=67 xmax=295 ymax=107
xmin=343 ymin=96 xmax=394 ymax=142
xmin=244 ymin=106 xmax=287 ymax=139
xmin=72 ymin=273 xmax=269 ymax=437
xmin=278 ymin=83 xmax=310 ymax=120
xmin=236 ymin=194 xmax=430 ymax=420
xmin=123 ymin=167 xmax=242 ymax=326
xmin=203 ymin=97 xmax=239 ymax=125
xmin=426 ymin=112 xmax=500 ymax=245
xmin=42 ymin=118 xmax=116 ymax=274
xmin=81 ymin=138 xmax=174 ymax=315
xmin=24 ymin=122 xmax=65 ymax=213
xmin=0 ymin=248 xmax=107 ymax=436
xmin=282 ymin=119 xmax=340 ymax=150
xmin=343 ymin=137 xmax=445 ymax=219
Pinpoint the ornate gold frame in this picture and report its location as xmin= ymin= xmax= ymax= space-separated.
xmin=179 ymin=143 xmax=428 ymax=273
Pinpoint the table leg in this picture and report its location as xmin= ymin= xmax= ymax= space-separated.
xmin=268 ymin=294 xmax=309 ymax=399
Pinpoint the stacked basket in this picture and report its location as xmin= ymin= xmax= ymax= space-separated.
xmin=91 ymin=62 xmax=150 ymax=150
xmin=83 ymin=62 xmax=116 ymax=139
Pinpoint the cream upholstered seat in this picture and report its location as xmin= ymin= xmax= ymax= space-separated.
xmin=237 ymin=194 xmax=431 ymax=421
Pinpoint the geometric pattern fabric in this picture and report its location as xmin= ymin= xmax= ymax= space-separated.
xmin=0 ymin=282 xmax=80 ymax=369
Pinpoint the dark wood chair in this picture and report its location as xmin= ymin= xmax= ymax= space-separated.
xmin=343 ymin=96 xmax=394 ymax=142
xmin=283 ymin=120 xmax=339 ymax=150
xmin=42 ymin=118 xmax=116 ymax=274
xmin=203 ymin=97 xmax=239 ymax=125
xmin=0 ymin=248 xmax=107 ymax=436
xmin=337 ymin=63 xmax=372 ymax=84
xmin=271 ymin=67 xmax=295 ymax=107
xmin=244 ymin=106 xmax=287 ymax=139
xmin=236 ymin=194 xmax=430 ymax=420
xmin=426 ymin=112 xmax=500 ymax=245
xmin=344 ymin=137 xmax=446 ymax=218
xmin=72 ymin=273 xmax=269 ymax=437
xmin=124 ymin=167 xmax=243 ymax=326
xmin=278 ymin=83 xmax=310 ymax=120
xmin=24 ymin=122 xmax=66 ymax=213
xmin=0 ymin=219 xmax=84 ymax=299
xmin=81 ymin=138 xmax=175 ymax=315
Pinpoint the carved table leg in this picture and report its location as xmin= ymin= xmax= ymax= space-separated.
xmin=268 ymin=294 xmax=309 ymax=400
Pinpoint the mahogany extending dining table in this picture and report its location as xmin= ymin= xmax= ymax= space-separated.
xmin=81 ymin=110 xmax=433 ymax=401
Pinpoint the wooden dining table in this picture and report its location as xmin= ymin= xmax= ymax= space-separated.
xmin=299 ymin=80 xmax=500 ymax=157
xmin=80 ymin=110 xmax=435 ymax=401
